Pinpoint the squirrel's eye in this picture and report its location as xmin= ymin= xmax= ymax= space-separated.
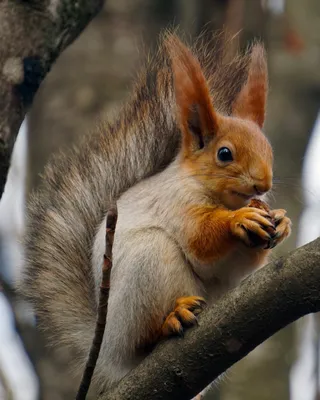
xmin=217 ymin=147 xmax=233 ymax=162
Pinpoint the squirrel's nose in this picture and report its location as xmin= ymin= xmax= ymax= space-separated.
xmin=253 ymin=182 xmax=271 ymax=195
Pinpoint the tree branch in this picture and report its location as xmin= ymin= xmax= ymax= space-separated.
xmin=0 ymin=0 xmax=104 ymax=196
xmin=99 ymin=237 xmax=320 ymax=400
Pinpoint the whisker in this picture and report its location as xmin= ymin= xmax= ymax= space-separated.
xmin=272 ymin=185 xmax=317 ymax=200
xmin=273 ymin=176 xmax=301 ymax=181
xmin=267 ymin=190 xmax=276 ymax=203
xmin=272 ymin=177 xmax=320 ymax=201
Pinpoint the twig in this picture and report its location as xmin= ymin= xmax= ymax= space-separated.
xmin=76 ymin=209 xmax=117 ymax=400
xmin=314 ymin=313 xmax=320 ymax=400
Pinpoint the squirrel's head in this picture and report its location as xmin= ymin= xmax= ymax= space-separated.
xmin=167 ymin=35 xmax=273 ymax=210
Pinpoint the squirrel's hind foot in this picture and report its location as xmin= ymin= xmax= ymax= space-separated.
xmin=161 ymin=296 xmax=206 ymax=337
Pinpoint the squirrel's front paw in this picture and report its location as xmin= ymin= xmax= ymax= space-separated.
xmin=162 ymin=296 xmax=206 ymax=337
xmin=230 ymin=207 xmax=276 ymax=248
xmin=265 ymin=209 xmax=292 ymax=249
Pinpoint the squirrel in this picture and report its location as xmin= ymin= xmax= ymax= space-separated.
xmin=20 ymin=33 xmax=291 ymax=390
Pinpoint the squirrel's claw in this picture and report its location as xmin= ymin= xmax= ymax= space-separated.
xmin=268 ymin=214 xmax=292 ymax=248
xmin=231 ymin=207 xmax=275 ymax=248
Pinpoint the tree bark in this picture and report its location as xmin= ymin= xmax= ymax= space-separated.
xmin=99 ymin=237 xmax=320 ymax=400
xmin=0 ymin=1 xmax=105 ymax=398
xmin=0 ymin=0 xmax=104 ymax=196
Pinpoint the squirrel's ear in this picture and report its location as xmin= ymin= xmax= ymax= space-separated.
xmin=165 ymin=35 xmax=219 ymax=156
xmin=232 ymin=44 xmax=268 ymax=128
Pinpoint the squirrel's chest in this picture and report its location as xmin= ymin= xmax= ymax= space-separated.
xmin=188 ymin=246 xmax=262 ymax=301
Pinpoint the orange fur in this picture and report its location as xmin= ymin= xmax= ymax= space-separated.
xmin=162 ymin=296 xmax=206 ymax=337
xmin=167 ymin=35 xmax=272 ymax=210
xmin=185 ymin=205 xmax=271 ymax=265
xmin=232 ymin=44 xmax=268 ymax=128
xmin=186 ymin=206 xmax=237 ymax=263
xmin=181 ymin=117 xmax=273 ymax=209
xmin=165 ymin=35 xmax=219 ymax=157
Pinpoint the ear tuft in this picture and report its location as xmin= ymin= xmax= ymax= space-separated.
xmin=232 ymin=43 xmax=268 ymax=128
xmin=165 ymin=34 xmax=219 ymax=155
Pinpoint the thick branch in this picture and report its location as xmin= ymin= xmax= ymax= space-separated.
xmin=100 ymin=237 xmax=320 ymax=400
xmin=0 ymin=0 xmax=104 ymax=196
xmin=0 ymin=1 xmax=104 ymax=396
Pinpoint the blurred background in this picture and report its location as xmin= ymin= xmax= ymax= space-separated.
xmin=1 ymin=0 xmax=320 ymax=399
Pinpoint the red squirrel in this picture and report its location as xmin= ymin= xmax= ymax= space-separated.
xmin=21 ymin=33 xmax=291 ymax=390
